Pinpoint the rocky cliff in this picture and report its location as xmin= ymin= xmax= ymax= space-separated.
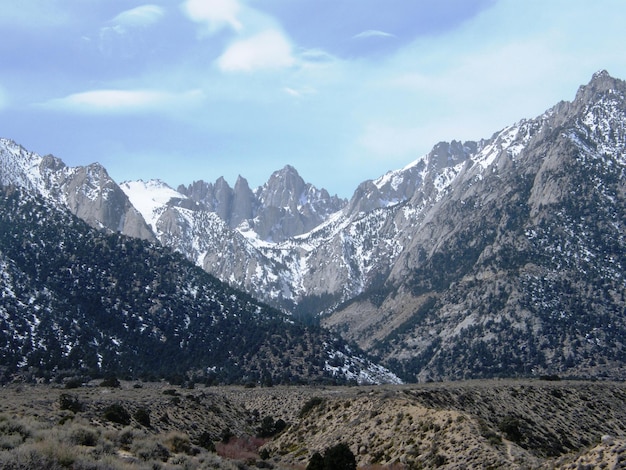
xmin=0 ymin=139 xmax=154 ymax=241
xmin=323 ymin=70 xmax=626 ymax=381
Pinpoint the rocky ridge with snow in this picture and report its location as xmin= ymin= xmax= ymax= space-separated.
xmin=0 ymin=139 xmax=154 ymax=241
xmin=325 ymin=70 xmax=626 ymax=381
xmin=1 ymin=70 xmax=625 ymax=382
xmin=118 ymin=71 xmax=626 ymax=381
xmin=0 ymin=184 xmax=401 ymax=384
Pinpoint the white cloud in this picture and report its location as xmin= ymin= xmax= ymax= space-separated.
xmin=111 ymin=5 xmax=165 ymax=28
xmin=352 ymin=30 xmax=397 ymax=40
xmin=217 ymin=30 xmax=295 ymax=72
xmin=97 ymin=5 xmax=167 ymax=59
xmin=40 ymin=89 xmax=204 ymax=114
xmin=181 ymin=0 xmax=243 ymax=34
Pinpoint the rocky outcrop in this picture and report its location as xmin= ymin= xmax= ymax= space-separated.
xmin=0 ymin=139 xmax=154 ymax=241
xmin=178 ymin=165 xmax=346 ymax=242
xmin=322 ymin=71 xmax=626 ymax=381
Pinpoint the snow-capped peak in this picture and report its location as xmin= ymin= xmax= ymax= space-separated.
xmin=120 ymin=179 xmax=186 ymax=231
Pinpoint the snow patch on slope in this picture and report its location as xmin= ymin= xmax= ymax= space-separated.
xmin=120 ymin=180 xmax=184 ymax=231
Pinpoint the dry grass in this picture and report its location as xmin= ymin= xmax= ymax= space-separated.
xmin=0 ymin=379 xmax=625 ymax=469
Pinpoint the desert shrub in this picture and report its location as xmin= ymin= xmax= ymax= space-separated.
xmin=432 ymin=454 xmax=447 ymax=467
xmin=59 ymin=393 xmax=83 ymax=413
xmin=132 ymin=437 xmax=170 ymax=462
xmin=71 ymin=459 xmax=127 ymax=470
xmin=477 ymin=418 xmax=502 ymax=445
xmin=116 ymin=426 xmax=139 ymax=449
xmin=323 ymin=443 xmax=356 ymax=470
xmin=307 ymin=443 xmax=356 ymax=470
xmin=220 ymin=428 xmax=234 ymax=444
xmin=91 ymin=438 xmax=116 ymax=460
xmin=195 ymin=431 xmax=216 ymax=452
xmin=0 ymin=433 xmax=24 ymax=450
xmin=550 ymin=389 xmax=564 ymax=399
xmin=256 ymin=416 xmax=287 ymax=438
xmin=539 ymin=374 xmax=561 ymax=381
xmin=299 ymin=397 xmax=325 ymax=418
xmin=307 ymin=452 xmax=325 ymax=470
xmin=163 ymin=432 xmax=193 ymax=454
xmin=102 ymin=404 xmax=130 ymax=425
xmin=498 ymin=415 xmax=523 ymax=443
xmin=0 ymin=445 xmax=63 ymax=469
xmin=69 ymin=425 xmax=99 ymax=447
xmin=99 ymin=376 xmax=120 ymax=388
xmin=199 ymin=452 xmax=241 ymax=470
xmin=64 ymin=378 xmax=83 ymax=389
xmin=216 ymin=436 xmax=265 ymax=461
xmin=6 ymin=440 xmax=77 ymax=469
xmin=0 ymin=416 xmax=33 ymax=447
xmin=133 ymin=407 xmax=151 ymax=427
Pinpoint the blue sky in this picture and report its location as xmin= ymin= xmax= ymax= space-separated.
xmin=1 ymin=0 xmax=625 ymax=197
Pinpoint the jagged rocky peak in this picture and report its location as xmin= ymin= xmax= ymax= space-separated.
xmin=40 ymin=153 xmax=66 ymax=172
xmin=576 ymin=70 xmax=625 ymax=102
xmin=0 ymin=138 xmax=154 ymax=241
xmin=252 ymin=165 xmax=347 ymax=242
xmin=177 ymin=177 xmax=235 ymax=222
xmin=174 ymin=165 xmax=345 ymax=242
xmin=549 ymin=70 xmax=626 ymax=129
xmin=322 ymin=69 xmax=626 ymax=382
xmin=231 ymin=175 xmax=255 ymax=227
xmin=255 ymin=164 xmax=346 ymax=212
xmin=256 ymin=164 xmax=307 ymax=209
xmin=347 ymin=180 xmax=385 ymax=215
xmin=346 ymin=140 xmax=477 ymax=217
xmin=427 ymin=140 xmax=477 ymax=171
xmin=176 ymin=179 xmax=212 ymax=203
xmin=212 ymin=176 xmax=233 ymax=221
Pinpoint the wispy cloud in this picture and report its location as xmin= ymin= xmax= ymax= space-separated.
xmin=283 ymin=86 xmax=317 ymax=98
xmin=181 ymin=0 xmax=243 ymax=35
xmin=352 ymin=30 xmax=397 ymax=40
xmin=217 ymin=30 xmax=295 ymax=72
xmin=111 ymin=5 xmax=165 ymax=28
xmin=40 ymin=89 xmax=204 ymax=114
xmin=97 ymin=5 xmax=167 ymax=60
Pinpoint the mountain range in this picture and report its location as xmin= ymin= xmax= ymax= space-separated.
xmin=1 ymin=70 xmax=625 ymax=383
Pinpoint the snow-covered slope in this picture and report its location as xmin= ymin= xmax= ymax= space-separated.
xmin=120 ymin=179 xmax=187 ymax=232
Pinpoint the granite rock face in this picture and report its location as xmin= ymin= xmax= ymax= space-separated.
xmin=322 ymin=70 xmax=626 ymax=381
xmin=178 ymin=165 xmax=346 ymax=242
xmin=0 ymin=139 xmax=154 ymax=241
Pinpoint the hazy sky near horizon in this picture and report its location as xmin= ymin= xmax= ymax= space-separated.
xmin=1 ymin=0 xmax=625 ymax=197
